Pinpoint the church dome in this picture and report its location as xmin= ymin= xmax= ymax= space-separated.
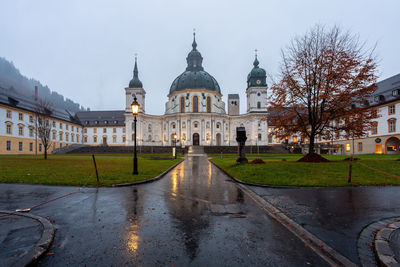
xmin=169 ymin=33 xmax=221 ymax=94
xmin=129 ymin=57 xmax=143 ymax=88
xmin=247 ymin=55 xmax=267 ymax=87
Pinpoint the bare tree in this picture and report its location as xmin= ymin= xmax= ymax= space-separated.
xmin=34 ymin=100 xmax=54 ymax=159
xmin=269 ymin=25 xmax=377 ymax=160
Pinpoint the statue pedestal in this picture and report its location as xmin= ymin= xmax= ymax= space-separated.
xmin=236 ymin=141 xmax=248 ymax=164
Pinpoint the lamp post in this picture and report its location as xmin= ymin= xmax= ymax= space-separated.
xmin=173 ymin=133 xmax=177 ymax=159
xmin=131 ymin=97 xmax=140 ymax=175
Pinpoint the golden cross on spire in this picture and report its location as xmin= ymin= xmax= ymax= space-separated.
xmin=255 ymin=49 xmax=258 ymax=57
xmin=134 ymin=53 xmax=138 ymax=60
xmin=193 ymin=28 xmax=196 ymax=36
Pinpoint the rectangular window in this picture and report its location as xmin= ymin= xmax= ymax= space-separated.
xmin=122 ymin=136 xmax=126 ymax=142
xmin=39 ymin=144 xmax=42 ymax=152
xmin=372 ymin=123 xmax=378 ymax=134
xmin=84 ymin=128 xmax=87 ymax=133
xmin=6 ymin=110 xmax=12 ymax=118
xmin=19 ymin=142 xmax=23 ymax=151
xmin=94 ymin=136 xmax=97 ymax=143
xmin=66 ymin=124 xmax=69 ymax=130
xmin=72 ymin=135 xmax=74 ymax=142
xmin=6 ymin=141 xmax=11 ymax=151
xmin=66 ymin=134 xmax=69 ymax=142
xmin=29 ymin=143 xmax=33 ymax=151
xmin=358 ymin=142 xmax=363 ymax=152
xmin=113 ymin=136 xmax=116 ymax=143
xmin=345 ymin=143 xmax=351 ymax=152
xmin=59 ymin=132 xmax=63 ymax=141
xmin=103 ymin=128 xmax=107 ymax=133
xmin=113 ymin=128 xmax=116 ymax=133
xmin=389 ymin=105 xmax=396 ymax=115
xmin=18 ymin=113 xmax=23 ymax=120
xmin=29 ymin=115 xmax=34 ymax=123
xmin=123 ymin=128 xmax=126 ymax=133
xmin=258 ymin=133 xmax=262 ymax=141
xmin=84 ymin=136 xmax=87 ymax=143
xmin=94 ymin=128 xmax=97 ymax=134
xmin=6 ymin=124 xmax=12 ymax=134
xmin=29 ymin=128 xmax=34 ymax=137
xmin=60 ymin=143 xmax=62 ymax=148
xmin=389 ymin=120 xmax=396 ymax=132
xmin=72 ymin=126 xmax=74 ymax=131
xmin=52 ymin=131 xmax=56 ymax=140
xmin=60 ymin=123 xmax=63 ymax=129
xmin=18 ymin=126 xmax=23 ymax=136
xmin=268 ymin=135 xmax=272 ymax=143
xmin=52 ymin=121 xmax=56 ymax=127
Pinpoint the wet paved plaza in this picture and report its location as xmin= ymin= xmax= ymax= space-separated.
xmin=0 ymin=156 xmax=327 ymax=266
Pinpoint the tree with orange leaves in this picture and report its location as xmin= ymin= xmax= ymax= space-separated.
xmin=269 ymin=25 xmax=378 ymax=159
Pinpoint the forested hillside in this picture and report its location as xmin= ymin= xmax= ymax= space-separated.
xmin=0 ymin=57 xmax=87 ymax=112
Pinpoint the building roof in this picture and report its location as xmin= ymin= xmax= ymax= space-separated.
xmin=169 ymin=33 xmax=221 ymax=95
xmin=371 ymin=73 xmax=400 ymax=105
xmin=0 ymin=87 xmax=81 ymax=124
xmin=228 ymin=94 xmax=239 ymax=99
xmin=76 ymin=110 xmax=125 ymax=127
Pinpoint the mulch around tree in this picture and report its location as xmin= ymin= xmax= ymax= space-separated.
xmin=297 ymin=153 xmax=330 ymax=163
xmin=249 ymin=158 xmax=266 ymax=164
xmin=343 ymin=157 xmax=360 ymax=161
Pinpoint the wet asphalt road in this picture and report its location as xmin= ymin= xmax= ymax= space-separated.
xmin=0 ymin=156 xmax=327 ymax=266
xmin=250 ymin=186 xmax=400 ymax=265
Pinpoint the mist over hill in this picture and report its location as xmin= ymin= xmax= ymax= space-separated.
xmin=0 ymin=57 xmax=88 ymax=113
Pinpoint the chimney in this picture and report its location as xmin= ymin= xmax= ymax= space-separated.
xmin=34 ymin=86 xmax=38 ymax=101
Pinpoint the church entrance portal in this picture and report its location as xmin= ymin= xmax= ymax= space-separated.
xmin=193 ymin=133 xmax=199 ymax=146
xmin=216 ymin=133 xmax=221 ymax=146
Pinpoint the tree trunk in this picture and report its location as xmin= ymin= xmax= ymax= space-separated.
xmin=44 ymin=146 xmax=47 ymax=159
xmin=308 ymin=135 xmax=315 ymax=154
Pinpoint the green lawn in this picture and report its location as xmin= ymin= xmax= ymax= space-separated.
xmin=210 ymin=154 xmax=400 ymax=186
xmin=0 ymin=154 xmax=182 ymax=186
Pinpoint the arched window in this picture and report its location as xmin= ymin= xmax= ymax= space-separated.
xmin=148 ymin=124 xmax=152 ymax=132
xmin=180 ymin=97 xmax=185 ymax=113
xmin=206 ymin=96 xmax=211 ymax=113
xmin=193 ymin=95 xmax=199 ymax=112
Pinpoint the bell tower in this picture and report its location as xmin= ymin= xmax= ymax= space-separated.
xmin=246 ymin=50 xmax=268 ymax=113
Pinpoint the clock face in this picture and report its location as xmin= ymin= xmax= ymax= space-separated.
xmin=256 ymin=79 xmax=261 ymax=85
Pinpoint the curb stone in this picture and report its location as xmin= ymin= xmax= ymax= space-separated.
xmin=0 ymin=210 xmax=55 ymax=266
xmin=113 ymin=159 xmax=184 ymax=187
xmin=209 ymin=159 xmax=357 ymax=267
xmin=374 ymin=218 xmax=400 ymax=267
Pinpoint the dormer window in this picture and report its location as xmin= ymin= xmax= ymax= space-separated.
xmin=95 ymin=121 xmax=99 ymax=125
xmin=85 ymin=121 xmax=89 ymax=125
xmin=393 ymin=89 xmax=399 ymax=97
xmin=104 ymin=120 xmax=108 ymax=124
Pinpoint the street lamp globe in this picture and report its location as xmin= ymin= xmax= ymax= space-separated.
xmin=131 ymin=97 xmax=140 ymax=115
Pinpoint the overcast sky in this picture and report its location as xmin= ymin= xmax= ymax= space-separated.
xmin=1 ymin=0 xmax=399 ymax=114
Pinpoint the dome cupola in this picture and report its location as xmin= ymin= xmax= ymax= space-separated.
xmin=169 ymin=33 xmax=221 ymax=95
xmin=129 ymin=56 xmax=143 ymax=88
xmin=247 ymin=52 xmax=267 ymax=87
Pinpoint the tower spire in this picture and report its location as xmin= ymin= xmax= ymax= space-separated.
xmin=253 ymin=49 xmax=259 ymax=67
xmin=133 ymin=53 xmax=139 ymax=78
xmin=129 ymin=53 xmax=143 ymax=88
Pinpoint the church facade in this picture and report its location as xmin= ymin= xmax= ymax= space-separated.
xmin=114 ymin=34 xmax=270 ymax=148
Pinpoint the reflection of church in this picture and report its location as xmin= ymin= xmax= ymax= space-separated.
xmin=121 ymin=33 xmax=269 ymax=147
